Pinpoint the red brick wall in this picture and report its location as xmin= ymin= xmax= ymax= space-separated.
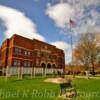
xmin=1 ymin=39 xmax=9 ymax=67
xmin=1 ymin=34 xmax=65 ymax=70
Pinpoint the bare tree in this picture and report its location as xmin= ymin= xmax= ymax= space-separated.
xmin=73 ymin=33 xmax=100 ymax=75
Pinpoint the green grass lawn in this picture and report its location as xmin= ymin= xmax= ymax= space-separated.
xmin=0 ymin=76 xmax=100 ymax=100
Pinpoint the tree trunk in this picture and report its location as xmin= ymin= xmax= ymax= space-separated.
xmin=91 ymin=62 xmax=95 ymax=76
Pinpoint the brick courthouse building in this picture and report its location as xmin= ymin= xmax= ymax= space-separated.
xmin=0 ymin=34 xmax=65 ymax=77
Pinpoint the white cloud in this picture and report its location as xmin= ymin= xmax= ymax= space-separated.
xmin=59 ymin=0 xmax=100 ymax=8
xmin=66 ymin=0 xmax=100 ymax=6
xmin=46 ymin=1 xmax=100 ymax=34
xmin=0 ymin=5 xmax=45 ymax=41
xmin=46 ymin=3 xmax=75 ymax=28
xmin=51 ymin=41 xmax=70 ymax=50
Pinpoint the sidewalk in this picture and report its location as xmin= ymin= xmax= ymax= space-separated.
xmin=66 ymin=75 xmax=100 ymax=80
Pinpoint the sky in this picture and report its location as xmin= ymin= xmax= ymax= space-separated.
xmin=0 ymin=0 xmax=100 ymax=63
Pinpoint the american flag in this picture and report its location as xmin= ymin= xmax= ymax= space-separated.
xmin=69 ymin=19 xmax=75 ymax=27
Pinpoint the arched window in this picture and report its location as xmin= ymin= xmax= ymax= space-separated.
xmin=52 ymin=64 xmax=56 ymax=68
xmin=47 ymin=63 xmax=51 ymax=69
xmin=41 ymin=63 xmax=46 ymax=68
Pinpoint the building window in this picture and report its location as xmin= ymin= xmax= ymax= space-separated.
xmin=24 ymin=51 xmax=27 ymax=56
xmin=15 ymin=48 xmax=21 ymax=55
xmin=28 ymin=51 xmax=31 ymax=56
xmin=24 ymin=61 xmax=31 ymax=67
xmin=13 ymin=60 xmax=21 ymax=66
xmin=28 ymin=62 xmax=31 ymax=67
xmin=24 ymin=51 xmax=31 ymax=56
xmin=14 ymin=60 xmax=17 ymax=66
xmin=37 ymin=51 xmax=40 ymax=57
xmin=18 ymin=61 xmax=20 ymax=66
xmin=24 ymin=62 xmax=27 ymax=67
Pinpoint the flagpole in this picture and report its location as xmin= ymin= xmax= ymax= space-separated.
xmin=70 ymin=20 xmax=74 ymax=76
xmin=70 ymin=23 xmax=72 ymax=72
